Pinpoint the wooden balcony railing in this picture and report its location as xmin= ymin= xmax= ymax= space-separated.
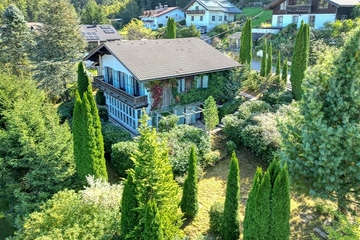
xmin=93 ymin=76 xmax=148 ymax=108
xmin=186 ymin=10 xmax=205 ymax=14
xmin=286 ymin=5 xmax=311 ymax=13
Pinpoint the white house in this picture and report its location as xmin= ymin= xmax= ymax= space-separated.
xmin=265 ymin=0 xmax=359 ymax=29
xmin=84 ymin=38 xmax=240 ymax=134
xmin=140 ymin=4 xmax=185 ymax=30
xmin=184 ymin=0 xmax=242 ymax=32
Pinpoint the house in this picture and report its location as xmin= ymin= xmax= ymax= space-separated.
xmin=265 ymin=0 xmax=360 ymax=29
xmin=80 ymin=24 xmax=122 ymax=44
xmin=140 ymin=4 xmax=185 ymax=30
xmin=184 ymin=0 xmax=242 ymax=33
xmin=84 ymin=38 xmax=240 ymax=134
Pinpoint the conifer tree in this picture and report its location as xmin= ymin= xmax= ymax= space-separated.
xmin=120 ymin=171 xmax=139 ymax=240
xmin=77 ymin=62 xmax=89 ymax=97
xmin=143 ymin=198 xmax=164 ymax=240
xmin=254 ymin=171 xmax=271 ymax=239
xmin=166 ymin=17 xmax=176 ymax=39
xmin=269 ymin=165 xmax=290 ymax=240
xmin=221 ymin=152 xmax=240 ymax=240
xmin=266 ymin=43 xmax=272 ymax=76
xmin=290 ymin=21 xmax=309 ymax=100
xmin=239 ymin=18 xmax=252 ymax=67
xmin=267 ymin=158 xmax=280 ymax=188
xmin=203 ymin=96 xmax=219 ymax=134
xmin=281 ymin=58 xmax=288 ymax=87
xmin=275 ymin=52 xmax=281 ymax=86
xmin=131 ymin=112 xmax=183 ymax=239
xmin=181 ymin=145 xmax=199 ymax=218
xmin=260 ymin=40 xmax=267 ymax=77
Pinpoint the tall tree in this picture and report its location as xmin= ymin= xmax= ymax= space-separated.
xmin=143 ymin=198 xmax=164 ymax=240
xmin=131 ymin=112 xmax=183 ymax=239
xmin=0 ymin=4 xmax=33 ymax=75
xmin=77 ymin=62 xmax=89 ymax=97
xmin=254 ymin=171 xmax=271 ymax=239
xmin=260 ymin=40 xmax=267 ymax=77
xmin=289 ymin=21 xmax=309 ymax=101
xmin=281 ymin=58 xmax=288 ymax=87
xmin=203 ymin=96 xmax=219 ymax=134
xmin=120 ymin=18 xmax=154 ymax=40
xmin=239 ymin=17 xmax=252 ymax=67
xmin=33 ymin=0 xmax=86 ymax=102
xmin=180 ymin=145 xmax=199 ymax=218
xmin=279 ymin=26 xmax=360 ymax=213
xmin=275 ymin=52 xmax=281 ymax=86
xmin=265 ymin=42 xmax=272 ymax=76
xmin=166 ymin=17 xmax=176 ymax=39
xmin=221 ymin=152 xmax=240 ymax=240
xmin=0 ymin=72 xmax=75 ymax=228
xmin=81 ymin=0 xmax=107 ymax=24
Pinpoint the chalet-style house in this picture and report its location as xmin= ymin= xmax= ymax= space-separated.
xmin=265 ymin=0 xmax=360 ymax=29
xmin=140 ymin=4 xmax=185 ymax=30
xmin=80 ymin=24 xmax=122 ymax=43
xmin=84 ymin=38 xmax=240 ymax=134
xmin=184 ymin=0 xmax=242 ymax=33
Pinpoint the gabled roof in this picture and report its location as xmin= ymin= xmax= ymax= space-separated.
xmin=264 ymin=0 xmax=286 ymax=10
xmin=84 ymin=38 xmax=240 ymax=82
xmin=184 ymin=0 xmax=242 ymax=14
xmin=80 ymin=24 xmax=122 ymax=42
xmin=140 ymin=7 xmax=183 ymax=18
xmin=326 ymin=0 xmax=360 ymax=7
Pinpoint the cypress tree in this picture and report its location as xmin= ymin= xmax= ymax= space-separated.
xmin=266 ymin=42 xmax=272 ymax=76
xmin=290 ymin=21 xmax=309 ymax=100
xmin=254 ymin=171 xmax=271 ymax=240
xmin=260 ymin=40 xmax=267 ymax=77
xmin=181 ymin=145 xmax=199 ymax=218
xmin=275 ymin=52 xmax=281 ymax=86
xmin=221 ymin=152 xmax=240 ymax=240
xmin=267 ymin=159 xmax=280 ymax=188
xmin=281 ymin=58 xmax=288 ymax=88
xmin=77 ymin=62 xmax=89 ymax=97
xmin=120 ymin=171 xmax=139 ymax=240
xmin=166 ymin=17 xmax=176 ymax=39
xmin=269 ymin=165 xmax=290 ymax=240
xmin=239 ymin=18 xmax=252 ymax=67
xmin=143 ymin=198 xmax=164 ymax=240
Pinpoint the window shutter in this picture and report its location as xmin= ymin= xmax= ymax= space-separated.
xmin=203 ymin=75 xmax=209 ymax=88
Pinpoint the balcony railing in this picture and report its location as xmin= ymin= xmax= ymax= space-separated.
xmin=286 ymin=5 xmax=311 ymax=13
xmin=93 ymin=76 xmax=148 ymax=108
xmin=186 ymin=10 xmax=205 ymax=14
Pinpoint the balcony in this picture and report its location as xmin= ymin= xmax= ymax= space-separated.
xmin=93 ymin=76 xmax=148 ymax=109
xmin=286 ymin=4 xmax=311 ymax=13
xmin=186 ymin=10 xmax=205 ymax=14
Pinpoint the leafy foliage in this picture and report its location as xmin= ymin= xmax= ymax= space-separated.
xmin=158 ymin=114 xmax=179 ymax=132
xmin=111 ymin=141 xmax=137 ymax=177
xmin=143 ymin=198 xmax=164 ymax=239
xmin=239 ymin=17 xmax=252 ymax=66
xmin=120 ymin=18 xmax=154 ymax=40
xmin=177 ymin=24 xmax=200 ymax=38
xmin=203 ymin=96 xmax=219 ymax=133
xmin=209 ymin=202 xmax=224 ymax=236
xmin=166 ymin=17 xmax=176 ymax=39
xmin=80 ymin=0 xmax=108 ymax=24
xmin=101 ymin=121 xmax=131 ymax=157
xmin=218 ymin=96 xmax=244 ymax=120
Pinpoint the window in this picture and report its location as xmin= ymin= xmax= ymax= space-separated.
xmin=280 ymin=1 xmax=287 ymax=10
xmin=191 ymin=16 xmax=194 ymax=21
xmin=120 ymin=72 xmax=125 ymax=90
xmin=318 ymin=0 xmax=329 ymax=9
xmin=113 ymin=70 xmax=119 ymax=88
xmin=224 ymin=16 xmax=227 ymax=21
xmin=133 ymin=79 xmax=139 ymax=96
xmin=177 ymin=78 xmax=186 ymax=93
xmin=277 ymin=16 xmax=283 ymax=27
xmin=200 ymin=16 xmax=203 ymax=21
xmin=212 ymin=16 xmax=215 ymax=21
xmin=219 ymin=16 xmax=222 ymax=21
xmin=196 ymin=75 xmax=208 ymax=89
xmin=195 ymin=6 xmax=199 ymax=10
xmin=309 ymin=15 xmax=315 ymax=27
xmin=341 ymin=15 xmax=347 ymax=20
xmin=292 ymin=15 xmax=299 ymax=24
xmin=105 ymin=66 xmax=113 ymax=85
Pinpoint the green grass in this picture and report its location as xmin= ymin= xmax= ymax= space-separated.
xmin=0 ymin=199 xmax=15 ymax=239
xmin=241 ymin=7 xmax=272 ymax=28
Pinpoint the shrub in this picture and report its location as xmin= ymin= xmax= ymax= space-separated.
xmin=209 ymin=202 xmax=224 ymax=235
xmin=57 ymin=100 xmax=74 ymax=123
xmin=102 ymin=121 xmax=132 ymax=157
xmin=98 ymin=106 xmax=109 ymax=121
xmin=218 ymin=96 xmax=244 ymax=120
xmin=158 ymin=114 xmax=179 ymax=132
xmin=95 ymin=90 xmax=106 ymax=105
xmin=261 ymin=88 xmax=293 ymax=106
xmin=226 ymin=140 xmax=237 ymax=154
xmin=211 ymin=24 xmax=230 ymax=38
xmin=238 ymin=100 xmax=271 ymax=120
xmin=204 ymin=150 xmax=221 ymax=166
xmin=111 ymin=141 xmax=136 ymax=177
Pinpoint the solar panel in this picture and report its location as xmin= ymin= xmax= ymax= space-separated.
xmin=104 ymin=29 xmax=115 ymax=34
xmin=82 ymin=32 xmax=100 ymax=40
xmin=99 ymin=25 xmax=111 ymax=29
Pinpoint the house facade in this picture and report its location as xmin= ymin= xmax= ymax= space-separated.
xmin=265 ymin=0 xmax=359 ymax=29
xmin=140 ymin=4 xmax=185 ymax=30
xmin=84 ymin=38 xmax=240 ymax=134
xmin=184 ymin=0 xmax=242 ymax=32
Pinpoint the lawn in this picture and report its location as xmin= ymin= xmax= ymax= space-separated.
xmin=241 ymin=7 xmax=272 ymax=28
xmin=183 ymin=130 xmax=327 ymax=239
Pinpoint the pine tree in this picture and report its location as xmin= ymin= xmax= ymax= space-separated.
xmin=239 ymin=18 xmax=252 ymax=67
xmin=166 ymin=17 xmax=176 ymax=39
xmin=221 ymin=152 xmax=240 ymax=240
xmin=281 ymin=58 xmax=288 ymax=88
xmin=131 ymin=112 xmax=183 ymax=239
xmin=77 ymin=62 xmax=89 ymax=97
xmin=203 ymin=96 xmax=219 ymax=134
xmin=266 ymin=42 xmax=272 ymax=76
xmin=121 ymin=171 xmax=139 ymax=240
xmin=181 ymin=145 xmax=199 ymax=218
xmin=0 ymin=4 xmax=33 ymax=75
xmin=260 ymin=40 xmax=267 ymax=77
xmin=269 ymin=165 xmax=290 ymax=240
xmin=290 ymin=21 xmax=309 ymax=101
xmin=143 ymin=198 xmax=164 ymax=240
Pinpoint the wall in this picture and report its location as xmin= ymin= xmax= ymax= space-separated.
xmin=271 ymin=13 xmax=335 ymax=29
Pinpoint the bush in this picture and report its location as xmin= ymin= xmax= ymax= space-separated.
xmin=57 ymin=100 xmax=74 ymax=123
xmin=158 ymin=114 xmax=179 ymax=132
xmin=218 ymin=96 xmax=244 ymax=120
xmin=98 ymin=106 xmax=109 ymax=121
xmin=260 ymin=88 xmax=293 ymax=106
xmin=226 ymin=140 xmax=237 ymax=154
xmin=238 ymin=100 xmax=271 ymax=120
xmin=95 ymin=90 xmax=106 ymax=105
xmin=204 ymin=150 xmax=221 ymax=166
xmin=111 ymin=141 xmax=137 ymax=177
xmin=209 ymin=202 xmax=224 ymax=235
xmin=102 ymin=121 xmax=132 ymax=158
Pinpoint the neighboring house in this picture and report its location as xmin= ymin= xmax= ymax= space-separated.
xmin=184 ymin=0 xmax=242 ymax=32
xmin=265 ymin=0 xmax=360 ymax=29
xmin=80 ymin=24 xmax=122 ymax=44
xmin=140 ymin=4 xmax=185 ymax=30
xmin=84 ymin=38 xmax=240 ymax=134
